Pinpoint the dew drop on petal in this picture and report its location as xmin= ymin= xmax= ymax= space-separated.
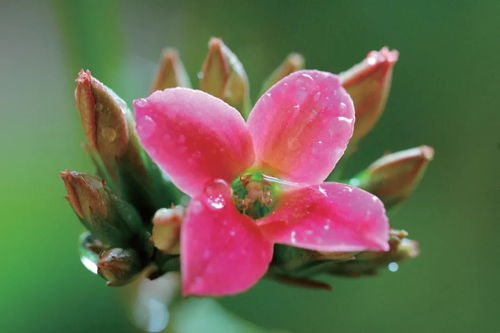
xmin=204 ymin=180 xmax=228 ymax=210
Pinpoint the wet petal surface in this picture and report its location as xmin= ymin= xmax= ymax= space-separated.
xmin=258 ymin=182 xmax=389 ymax=252
xmin=181 ymin=180 xmax=273 ymax=296
xmin=134 ymin=88 xmax=254 ymax=196
xmin=247 ymin=70 xmax=354 ymax=184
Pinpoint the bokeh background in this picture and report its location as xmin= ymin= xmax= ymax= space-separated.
xmin=1 ymin=0 xmax=499 ymax=332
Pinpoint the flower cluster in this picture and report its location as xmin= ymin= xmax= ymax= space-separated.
xmin=61 ymin=38 xmax=433 ymax=296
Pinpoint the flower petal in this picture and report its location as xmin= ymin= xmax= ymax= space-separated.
xmin=258 ymin=182 xmax=389 ymax=252
xmin=134 ymin=88 xmax=254 ymax=196
xmin=247 ymin=70 xmax=354 ymax=184
xmin=181 ymin=179 xmax=273 ymax=296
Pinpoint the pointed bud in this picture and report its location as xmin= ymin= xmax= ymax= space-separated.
xmin=340 ymin=47 xmax=399 ymax=145
xmin=151 ymin=48 xmax=191 ymax=92
xmin=151 ymin=206 xmax=184 ymax=254
xmin=75 ymin=70 xmax=183 ymax=220
xmin=261 ymin=53 xmax=305 ymax=93
xmin=75 ymin=70 xmax=130 ymax=170
xmin=350 ymin=146 xmax=434 ymax=208
xmin=200 ymin=38 xmax=250 ymax=115
xmin=61 ymin=170 xmax=146 ymax=248
xmin=98 ymin=248 xmax=143 ymax=286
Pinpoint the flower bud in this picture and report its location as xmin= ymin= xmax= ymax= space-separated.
xmin=340 ymin=47 xmax=399 ymax=146
xmin=350 ymin=146 xmax=434 ymax=208
xmin=261 ymin=53 xmax=305 ymax=93
xmin=75 ymin=70 xmax=183 ymax=220
xmin=150 ymin=48 xmax=191 ymax=92
xmin=200 ymin=38 xmax=250 ymax=115
xmin=61 ymin=170 xmax=146 ymax=248
xmin=330 ymin=229 xmax=419 ymax=277
xmin=75 ymin=70 xmax=130 ymax=173
xmin=151 ymin=206 xmax=185 ymax=254
xmin=98 ymin=248 xmax=143 ymax=286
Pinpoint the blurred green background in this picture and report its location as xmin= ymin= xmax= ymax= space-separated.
xmin=1 ymin=0 xmax=499 ymax=332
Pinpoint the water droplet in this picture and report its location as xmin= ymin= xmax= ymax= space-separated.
xmin=204 ymin=180 xmax=228 ymax=210
xmin=290 ymin=230 xmax=297 ymax=244
xmin=339 ymin=102 xmax=346 ymax=110
xmin=300 ymin=73 xmax=314 ymax=81
xmin=338 ymin=116 xmax=353 ymax=124
xmin=139 ymin=115 xmax=156 ymax=138
xmin=367 ymin=56 xmax=377 ymax=65
xmin=388 ymin=262 xmax=399 ymax=272
xmin=95 ymin=103 xmax=104 ymax=111
xmin=229 ymin=230 xmax=236 ymax=237
xmin=101 ymin=127 xmax=117 ymax=142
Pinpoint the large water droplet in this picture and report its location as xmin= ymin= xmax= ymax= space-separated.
xmin=78 ymin=233 xmax=99 ymax=275
xmin=204 ymin=180 xmax=228 ymax=210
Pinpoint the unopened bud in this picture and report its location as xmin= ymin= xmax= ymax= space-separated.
xmin=261 ymin=53 xmax=305 ymax=93
xmin=350 ymin=146 xmax=434 ymax=208
xmin=75 ymin=71 xmax=183 ymax=220
xmin=151 ymin=48 xmax=191 ymax=92
xmin=98 ymin=248 xmax=143 ymax=286
xmin=61 ymin=170 xmax=145 ymax=248
xmin=75 ymin=70 xmax=130 ymax=170
xmin=151 ymin=206 xmax=184 ymax=254
xmin=200 ymin=38 xmax=250 ymax=115
xmin=340 ymin=47 xmax=399 ymax=145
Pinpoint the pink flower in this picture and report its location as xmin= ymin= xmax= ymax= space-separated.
xmin=134 ymin=70 xmax=389 ymax=296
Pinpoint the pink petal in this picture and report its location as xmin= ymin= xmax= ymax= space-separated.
xmin=247 ymin=70 xmax=354 ymax=185
xmin=258 ymin=182 xmax=389 ymax=252
xmin=181 ymin=179 xmax=273 ymax=296
xmin=134 ymin=88 xmax=254 ymax=196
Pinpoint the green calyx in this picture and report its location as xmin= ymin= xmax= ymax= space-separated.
xmin=231 ymin=172 xmax=280 ymax=219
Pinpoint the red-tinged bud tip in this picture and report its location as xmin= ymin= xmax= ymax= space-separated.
xmin=340 ymin=47 xmax=399 ymax=144
xmin=75 ymin=70 xmax=131 ymax=159
xmin=60 ymin=170 xmax=108 ymax=221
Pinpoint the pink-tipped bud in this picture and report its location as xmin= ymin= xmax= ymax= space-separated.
xmin=151 ymin=48 xmax=191 ymax=92
xmin=261 ymin=52 xmax=305 ymax=93
xmin=75 ymin=70 xmax=131 ymax=170
xmin=340 ymin=47 xmax=399 ymax=145
xmin=200 ymin=38 xmax=250 ymax=115
xmin=151 ymin=206 xmax=185 ymax=254
xmin=352 ymin=146 xmax=434 ymax=208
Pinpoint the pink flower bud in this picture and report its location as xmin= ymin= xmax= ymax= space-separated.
xmin=150 ymin=48 xmax=191 ymax=92
xmin=340 ymin=47 xmax=399 ymax=145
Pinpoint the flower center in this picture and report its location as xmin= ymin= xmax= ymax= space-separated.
xmin=231 ymin=172 xmax=279 ymax=219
